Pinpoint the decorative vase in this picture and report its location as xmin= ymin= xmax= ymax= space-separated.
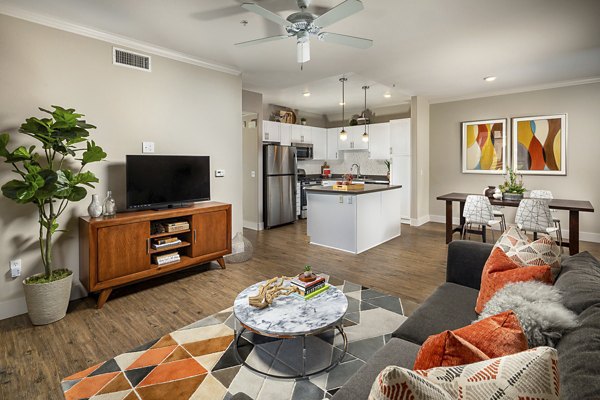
xmin=103 ymin=190 xmax=116 ymax=216
xmin=503 ymin=192 xmax=524 ymax=201
xmin=23 ymin=271 xmax=73 ymax=325
xmin=484 ymin=186 xmax=496 ymax=198
xmin=87 ymin=194 xmax=103 ymax=218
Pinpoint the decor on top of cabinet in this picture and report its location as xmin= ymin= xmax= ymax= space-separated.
xmin=300 ymin=117 xmax=307 ymax=125
xmin=512 ymin=114 xmax=566 ymax=175
xmin=461 ymin=118 xmax=507 ymax=174
xmin=483 ymin=186 xmax=496 ymax=198
xmin=279 ymin=110 xmax=296 ymax=124
xmin=499 ymin=168 xmax=526 ymax=200
xmin=0 ymin=105 xmax=107 ymax=325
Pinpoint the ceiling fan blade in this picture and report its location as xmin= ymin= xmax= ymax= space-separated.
xmin=313 ymin=0 xmax=364 ymax=28
xmin=235 ymin=34 xmax=291 ymax=47
xmin=319 ymin=32 xmax=373 ymax=49
xmin=242 ymin=3 xmax=290 ymax=27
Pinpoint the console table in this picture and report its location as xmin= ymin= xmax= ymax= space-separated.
xmin=79 ymin=202 xmax=231 ymax=308
xmin=437 ymin=193 xmax=594 ymax=255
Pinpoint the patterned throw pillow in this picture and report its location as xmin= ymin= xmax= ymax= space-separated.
xmin=413 ymin=310 xmax=528 ymax=370
xmin=369 ymin=347 xmax=559 ymax=400
xmin=476 ymin=247 xmax=552 ymax=313
xmin=494 ymin=226 xmax=561 ymax=280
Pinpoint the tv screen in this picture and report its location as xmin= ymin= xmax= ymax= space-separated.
xmin=126 ymin=155 xmax=210 ymax=210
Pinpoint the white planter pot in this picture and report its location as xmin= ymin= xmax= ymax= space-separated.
xmin=22 ymin=271 xmax=73 ymax=325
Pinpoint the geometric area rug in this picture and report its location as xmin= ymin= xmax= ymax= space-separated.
xmin=61 ymin=277 xmax=408 ymax=400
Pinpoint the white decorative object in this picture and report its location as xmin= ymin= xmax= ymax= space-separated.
xmin=103 ymin=190 xmax=116 ymax=216
xmin=87 ymin=194 xmax=103 ymax=218
xmin=493 ymin=187 xmax=503 ymax=199
xmin=22 ymin=272 xmax=73 ymax=325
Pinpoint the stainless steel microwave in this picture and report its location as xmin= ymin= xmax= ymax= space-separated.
xmin=293 ymin=143 xmax=313 ymax=160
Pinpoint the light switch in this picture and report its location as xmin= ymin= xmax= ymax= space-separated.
xmin=251 ymin=171 xmax=256 ymax=178
xmin=142 ymin=142 xmax=155 ymax=153
xmin=215 ymin=169 xmax=225 ymax=177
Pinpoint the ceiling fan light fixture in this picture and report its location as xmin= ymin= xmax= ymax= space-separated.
xmin=297 ymin=40 xmax=310 ymax=63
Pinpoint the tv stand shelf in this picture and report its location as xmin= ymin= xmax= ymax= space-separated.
xmin=79 ymin=202 xmax=232 ymax=308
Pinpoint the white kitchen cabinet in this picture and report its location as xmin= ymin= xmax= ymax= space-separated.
xmin=262 ymin=120 xmax=281 ymax=142
xmin=338 ymin=125 xmax=368 ymax=150
xmin=326 ymin=128 xmax=340 ymax=160
xmin=368 ymin=123 xmax=391 ymax=160
xmin=312 ymin=127 xmax=327 ymax=160
xmin=291 ymin=125 xmax=312 ymax=144
xmin=390 ymin=118 xmax=411 ymax=156
xmin=280 ymin=123 xmax=292 ymax=146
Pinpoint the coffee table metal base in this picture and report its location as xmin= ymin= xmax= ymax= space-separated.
xmin=233 ymin=325 xmax=348 ymax=380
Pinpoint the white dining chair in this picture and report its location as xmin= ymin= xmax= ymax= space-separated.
xmin=515 ymin=198 xmax=562 ymax=250
xmin=462 ymin=195 xmax=502 ymax=243
xmin=529 ymin=190 xmax=563 ymax=248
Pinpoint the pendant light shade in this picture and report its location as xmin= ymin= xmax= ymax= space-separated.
xmin=361 ymin=85 xmax=370 ymax=142
xmin=339 ymin=77 xmax=348 ymax=141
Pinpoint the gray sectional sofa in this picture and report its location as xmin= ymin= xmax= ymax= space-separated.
xmin=332 ymin=240 xmax=600 ymax=400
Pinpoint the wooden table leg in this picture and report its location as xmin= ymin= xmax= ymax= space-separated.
xmin=569 ymin=210 xmax=579 ymax=255
xmin=445 ymin=200 xmax=453 ymax=244
xmin=482 ymin=225 xmax=487 ymax=243
xmin=459 ymin=201 xmax=466 ymax=227
xmin=97 ymin=288 xmax=112 ymax=309
xmin=216 ymin=257 xmax=226 ymax=269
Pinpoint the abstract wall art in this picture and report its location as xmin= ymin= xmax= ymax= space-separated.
xmin=461 ymin=119 xmax=507 ymax=174
xmin=512 ymin=114 xmax=567 ymax=175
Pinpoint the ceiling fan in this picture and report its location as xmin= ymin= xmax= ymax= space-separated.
xmin=235 ymin=0 xmax=373 ymax=64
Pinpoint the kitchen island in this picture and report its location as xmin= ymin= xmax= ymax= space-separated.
xmin=305 ymin=184 xmax=402 ymax=254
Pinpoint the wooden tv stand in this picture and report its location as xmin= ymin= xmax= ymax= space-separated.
xmin=79 ymin=202 xmax=232 ymax=308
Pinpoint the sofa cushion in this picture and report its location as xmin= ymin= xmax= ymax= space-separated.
xmin=331 ymin=338 xmax=420 ymax=400
xmin=476 ymin=247 xmax=552 ymax=313
xmin=369 ymin=347 xmax=559 ymax=400
xmin=556 ymin=303 xmax=600 ymax=399
xmin=413 ymin=310 xmax=528 ymax=370
xmin=392 ymin=283 xmax=479 ymax=345
xmin=554 ymin=251 xmax=600 ymax=314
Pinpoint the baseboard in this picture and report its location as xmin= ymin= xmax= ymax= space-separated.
xmin=410 ymin=215 xmax=430 ymax=227
xmin=243 ymin=220 xmax=259 ymax=231
xmin=0 ymin=284 xmax=88 ymax=321
xmin=428 ymin=214 xmax=600 ymax=243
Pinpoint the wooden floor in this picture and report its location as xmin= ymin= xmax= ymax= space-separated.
xmin=1 ymin=221 xmax=599 ymax=399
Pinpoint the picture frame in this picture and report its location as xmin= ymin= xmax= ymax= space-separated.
xmin=461 ymin=118 xmax=507 ymax=174
xmin=512 ymin=114 xmax=567 ymax=175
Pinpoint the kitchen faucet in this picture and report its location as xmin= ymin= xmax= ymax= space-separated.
xmin=351 ymin=163 xmax=361 ymax=178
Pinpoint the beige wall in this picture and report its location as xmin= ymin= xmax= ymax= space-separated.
xmin=412 ymin=96 xmax=430 ymax=222
xmin=0 ymin=15 xmax=243 ymax=319
xmin=429 ymin=83 xmax=600 ymax=239
xmin=242 ymin=115 xmax=259 ymax=228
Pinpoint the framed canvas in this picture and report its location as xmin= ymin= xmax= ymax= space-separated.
xmin=512 ymin=114 xmax=567 ymax=175
xmin=461 ymin=118 xmax=507 ymax=174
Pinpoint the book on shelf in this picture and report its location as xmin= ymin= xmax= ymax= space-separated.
xmin=152 ymin=239 xmax=182 ymax=249
xmin=153 ymin=252 xmax=180 ymax=265
xmin=155 ymin=237 xmax=179 ymax=245
xmin=164 ymin=221 xmax=189 ymax=232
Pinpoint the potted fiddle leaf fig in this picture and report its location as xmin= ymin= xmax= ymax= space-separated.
xmin=0 ymin=106 xmax=107 ymax=325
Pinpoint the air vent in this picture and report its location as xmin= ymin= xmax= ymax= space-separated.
xmin=113 ymin=47 xmax=151 ymax=71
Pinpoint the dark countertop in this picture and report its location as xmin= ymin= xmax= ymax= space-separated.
xmin=305 ymin=184 xmax=402 ymax=195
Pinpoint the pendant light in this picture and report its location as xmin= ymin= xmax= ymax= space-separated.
xmin=361 ymin=85 xmax=370 ymax=142
xmin=339 ymin=77 xmax=348 ymax=141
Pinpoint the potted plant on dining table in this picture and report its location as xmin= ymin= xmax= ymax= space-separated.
xmin=499 ymin=168 xmax=526 ymax=200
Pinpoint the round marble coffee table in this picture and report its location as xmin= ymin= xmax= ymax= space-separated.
xmin=233 ymin=280 xmax=348 ymax=379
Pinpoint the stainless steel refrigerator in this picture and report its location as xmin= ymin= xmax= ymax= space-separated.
xmin=264 ymin=144 xmax=297 ymax=229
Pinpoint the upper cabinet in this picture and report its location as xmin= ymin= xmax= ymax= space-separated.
xmin=368 ymin=123 xmax=391 ymax=160
xmin=390 ymin=118 xmax=411 ymax=156
xmin=263 ymin=120 xmax=281 ymax=142
xmin=291 ymin=125 xmax=312 ymax=144
xmin=312 ymin=127 xmax=327 ymax=160
xmin=326 ymin=128 xmax=340 ymax=160
xmin=280 ymin=123 xmax=292 ymax=146
xmin=339 ymin=125 xmax=368 ymax=150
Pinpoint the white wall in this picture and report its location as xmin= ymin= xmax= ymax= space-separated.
xmin=411 ymin=96 xmax=430 ymax=223
xmin=0 ymin=15 xmax=243 ymax=319
xmin=429 ymin=83 xmax=600 ymax=240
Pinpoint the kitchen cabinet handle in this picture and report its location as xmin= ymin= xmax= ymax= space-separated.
xmin=193 ymin=229 xmax=197 ymax=243
xmin=390 ymin=147 xmax=393 ymax=154
xmin=265 ymin=132 xmax=269 ymax=140
xmin=146 ymin=238 xmax=150 ymax=254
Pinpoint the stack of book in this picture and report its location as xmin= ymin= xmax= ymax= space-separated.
xmin=154 ymin=252 xmax=180 ymax=266
xmin=290 ymin=275 xmax=328 ymax=298
xmin=164 ymin=221 xmax=189 ymax=233
xmin=152 ymin=237 xmax=181 ymax=249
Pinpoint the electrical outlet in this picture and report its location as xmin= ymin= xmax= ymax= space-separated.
xmin=215 ymin=169 xmax=225 ymax=177
xmin=142 ymin=141 xmax=155 ymax=153
xmin=10 ymin=259 xmax=21 ymax=278
xmin=251 ymin=171 xmax=256 ymax=178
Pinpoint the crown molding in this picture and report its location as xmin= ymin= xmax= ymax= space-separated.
xmin=0 ymin=5 xmax=241 ymax=76
xmin=429 ymin=77 xmax=600 ymax=104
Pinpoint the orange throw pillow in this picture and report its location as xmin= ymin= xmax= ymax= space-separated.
xmin=475 ymin=247 xmax=552 ymax=313
xmin=413 ymin=310 xmax=528 ymax=370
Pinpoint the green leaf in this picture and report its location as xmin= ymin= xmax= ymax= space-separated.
xmin=41 ymin=219 xmax=60 ymax=234
xmin=67 ymin=186 xmax=87 ymax=202
xmin=53 ymin=170 xmax=72 ymax=198
xmin=82 ymin=141 xmax=107 ymax=165
xmin=1 ymin=180 xmax=36 ymax=203
xmin=0 ymin=133 xmax=9 ymax=157
xmin=73 ymin=171 xmax=99 ymax=187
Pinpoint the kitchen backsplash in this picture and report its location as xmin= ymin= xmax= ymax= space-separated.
xmin=298 ymin=151 xmax=388 ymax=176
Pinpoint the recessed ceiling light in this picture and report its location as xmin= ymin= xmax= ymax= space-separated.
xmin=339 ymin=101 xmax=346 ymax=106
xmin=303 ymin=91 xmax=311 ymax=97
xmin=483 ymin=76 xmax=497 ymax=82
xmin=384 ymin=93 xmax=391 ymax=98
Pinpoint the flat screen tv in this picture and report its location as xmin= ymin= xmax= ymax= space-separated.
xmin=126 ymin=155 xmax=210 ymax=210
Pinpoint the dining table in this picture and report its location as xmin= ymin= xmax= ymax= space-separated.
xmin=437 ymin=192 xmax=595 ymax=255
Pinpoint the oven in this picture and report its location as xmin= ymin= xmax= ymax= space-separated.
xmin=293 ymin=143 xmax=313 ymax=160
xmin=299 ymin=178 xmax=322 ymax=219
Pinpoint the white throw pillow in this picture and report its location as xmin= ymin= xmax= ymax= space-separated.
xmin=369 ymin=347 xmax=559 ymax=400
